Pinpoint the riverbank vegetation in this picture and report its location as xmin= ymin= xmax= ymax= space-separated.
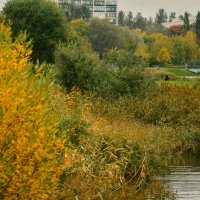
xmin=1 ymin=0 xmax=200 ymax=199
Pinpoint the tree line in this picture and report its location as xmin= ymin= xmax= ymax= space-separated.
xmin=118 ymin=9 xmax=200 ymax=35
xmin=2 ymin=0 xmax=200 ymax=68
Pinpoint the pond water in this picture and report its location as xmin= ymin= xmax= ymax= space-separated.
xmin=188 ymin=68 xmax=200 ymax=74
xmin=165 ymin=165 xmax=200 ymax=199
xmin=147 ymin=155 xmax=200 ymax=200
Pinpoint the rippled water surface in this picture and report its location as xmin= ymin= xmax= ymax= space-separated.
xmin=147 ymin=155 xmax=200 ymax=200
xmin=165 ymin=166 xmax=200 ymax=199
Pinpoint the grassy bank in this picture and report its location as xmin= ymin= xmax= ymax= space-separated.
xmin=57 ymin=84 xmax=200 ymax=199
xmin=163 ymin=67 xmax=196 ymax=77
xmin=146 ymin=66 xmax=199 ymax=78
xmin=146 ymin=66 xmax=200 ymax=87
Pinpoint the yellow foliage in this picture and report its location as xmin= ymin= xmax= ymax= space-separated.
xmin=150 ymin=33 xmax=166 ymax=40
xmin=134 ymin=28 xmax=148 ymax=37
xmin=0 ymin=22 xmax=68 ymax=199
xmin=134 ymin=43 xmax=150 ymax=66
xmin=71 ymin=19 xmax=85 ymax=26
xmin=184 ymin=31 xmax=199 ymax=60
xmin=156 ymin=47 xmax=171 ymax=64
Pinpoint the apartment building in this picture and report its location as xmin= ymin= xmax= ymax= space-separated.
xmin=55 ymin=0 xmax=118 ymax=24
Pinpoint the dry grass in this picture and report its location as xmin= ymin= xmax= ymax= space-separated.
xmin=57 ymin=85 xmax=200 ymax=199
xmin=90 ymin=111 xmax=146 ymax=143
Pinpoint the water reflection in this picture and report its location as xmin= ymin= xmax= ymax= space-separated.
xmin=164 ymin=166 xmax=200 ymax=199
xmin=146 ymin=155 xmax=200 ymax=200
xmin=146 ymin=180 xmax=176 ymax=200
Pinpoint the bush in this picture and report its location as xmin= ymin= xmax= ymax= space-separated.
xmin=55 ymin=38 xmax=154 ymax=98
xmin=3 ymin=0 xmax=67 ymax=63
xmin=0 ymin=22 xmax=69 ymax=199
xmin=132 ymin=84 xmax=200 ymax=127
xmin=55 ymin=39 xmax=100 ymax=92
xmin=97 ymin=67 xmax=152 ymax=98
xmin=105 ymin=48 xmax=135 ymax=68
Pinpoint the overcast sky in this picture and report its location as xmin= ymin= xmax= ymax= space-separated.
xmin=0 ymin=0 xmax=199 ymax=18
xmin=119 ymin=0 xmax=199 ymax=18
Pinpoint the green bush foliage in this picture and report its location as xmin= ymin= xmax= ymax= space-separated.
xmin=55 ymin=38 xmax=154 ymax=98
xmin=132 ymin=84 xmax=200 ymax=127
xmin=105 ymin=48 xmax=135 ymax=68
xmin=55 ymin=38 xmax=100 ymax=92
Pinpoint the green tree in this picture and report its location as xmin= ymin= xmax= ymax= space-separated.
xmin=59 ymin=1 xmax=91 ymax=21
xmin=184 ymin=31 xmax=199 ymax=61
xmin=126 ymin=11 xmax=133 ymax=28
xmin=144 ymin=17 xmax=167 ymax=34
xmin=169 ymin=12 xmax=176 ymax=22
xmin=155 ymin=8 xmax=168 ymax=24
xmin=3 ymin=0 xmax=67 ymax=63
xmin=171 ymin=36 xmax=186 ymax=64
xmin=179 ymin=14 xmax=184 ymax=21
xmin=183 ymin=12 xmax=190 ymax=32
xmin=195 ymin=11 xmax=200 ymax=45
xmin=70 ymin=19 xmax=89 ymax=37
xmin=133 ymin=12 xmax=147 ymax=30
xmin=55 ymin=38 xmax=100 ymax=91
xmin=118 ymin=10 xmax=125 ymax=26
xmin=87 ymin=18 xmax=141 ymax=56
xmin=106 ymin=48 xmax=134 ymax=69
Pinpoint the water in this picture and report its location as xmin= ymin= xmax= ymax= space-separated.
xmin=147 ymin=155 xmax=200 ymax=200
xmin=187 ymin=68 xmax=200 ymax=74
xmin=164 ymin=167 xmax=200 ymax=199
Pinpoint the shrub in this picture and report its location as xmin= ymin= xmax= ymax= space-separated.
xmin=105 ymin=67 xmax=151 ymax=98
xmin=105 ymin=48 xmax=135 ymax=68
xmin=55 ymin=39 xmax=100 ymax=92
xmin=55 ymin=39 xmax=154 ymax=98
xmin=132 ymin=84 xmax=200 ymax=127
xmin=0 ymin=22 xmax=68 ymax=199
